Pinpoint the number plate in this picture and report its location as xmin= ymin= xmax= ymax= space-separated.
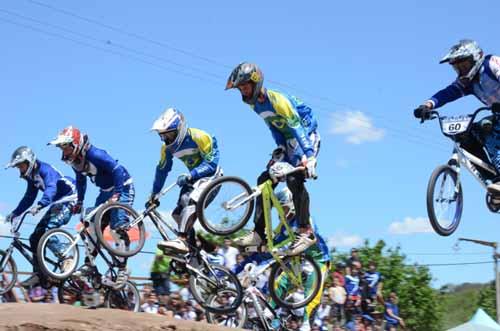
xmin=441 ymin=116 xmax=472 ymax=135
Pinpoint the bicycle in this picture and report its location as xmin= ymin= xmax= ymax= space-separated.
xmin=195 ymin=161 xmax=322 ymax=309
xmin=0 ymin=197 xmax=76 ymax=294
xmin=87 ymin=182 xmax=244 ymax=314
xmin=419 ymin=105 xmax=500 ymax=235
xmin=36 ymin=201 xmax=135 ymax=281
xmin=58 ymin=264 xmax=140 ymax=312
xmin=206 ymin=262 xmax=292 ymax=331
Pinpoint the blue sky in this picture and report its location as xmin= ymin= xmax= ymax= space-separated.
xmin=0 ymin=0 xmax=499 ymax=288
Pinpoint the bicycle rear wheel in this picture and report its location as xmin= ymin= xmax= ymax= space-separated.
xmin=427 ymin=165 xmax=463 ymax=236
xmin=189 ymin=264 xmax=243 ymax=314
xmin=196 ymin=176 xmax=254 ymax=236
xmin=37 ymin=228 xmax=80 ymax=280
xmin=268 ymin=255 xmax=321 ymax=309
xmin=104 ymin=280 xmax=140 ymax=312
xmin=0 ymin=250 xmax=17 ymax=295
xmin=94 ymin=202 xmax=145 ymax=257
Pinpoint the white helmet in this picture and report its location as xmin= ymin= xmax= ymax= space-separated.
xmin=151 ymin=108 xmax=187 ymax=151
xmin=275 ymin=187 xmax=295 ymax=214
xmin=440 ymin=39 xmax=484 ymax=83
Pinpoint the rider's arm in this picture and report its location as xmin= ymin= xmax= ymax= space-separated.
xmin=152 ymin=144 xmax=173 ymax=195
xmin=485 ymin=55 xmax=500 ymax=81
xmin=267 ymin=90 xmax=315 ymax=158
xmin=75 ymin=170 xmax=87 ymax=204
xmin=427 ymin=81 xmax=472 ymax=109
xmin=89 ymin=147 xmax=129 ymax=194
xmin=189 ymin=128 xmax=220 ymax=181
xmin=36 ymin=164 xmax=59 ymax=208
xmin=12 ymin=182 xmax=38 ymax=216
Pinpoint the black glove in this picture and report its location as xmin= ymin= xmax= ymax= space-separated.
xmin=145 ymin=195 xmax=160 ymax=209
xmin=492 ymin=102 xmax=500 ymax=114
xmin=414 ymin=105 xmax=431 ymax=120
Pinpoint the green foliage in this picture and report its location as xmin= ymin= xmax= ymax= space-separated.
xmin=477 ymin=281 xmax=497 ymax=321
xmin=331 ymin=240 xmax=443 ymax=331
xmin=440 ymin=283 xmax=485 ymax=329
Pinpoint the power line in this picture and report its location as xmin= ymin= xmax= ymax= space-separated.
xmin=19 ymin=0 xmax=445 ymax=145
xmin=0 ymin=16 xmax=220 ymax=86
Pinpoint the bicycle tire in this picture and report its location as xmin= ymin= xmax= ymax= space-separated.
xmin=426 ymin=165 xmax=463 ymax=236
xmin=0 ymin=249 xmax=17 ymax=295
xmin=94 ymin=202 xmax=144 ymax=258
xmin=206 ymin=290 xmax=248 ymax=328
xmin=37 ymin=228 xmax=80 ymax=280
xmin=268 ymin=254 xmax=322 ymax=310
xmin=189 ymin=264 xmax=243 ymax=314
xmin=104 ymin=280 xmax=140 ymax=312
xmin=196 ymin=176 xmax=254 ymax=236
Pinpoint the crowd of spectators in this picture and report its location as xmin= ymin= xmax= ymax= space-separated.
xmin=0 ymin=244 xmax=405 ymax=331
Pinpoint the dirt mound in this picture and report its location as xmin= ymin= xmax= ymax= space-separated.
xmin=0 ymin=303 xmax=236 ymax=331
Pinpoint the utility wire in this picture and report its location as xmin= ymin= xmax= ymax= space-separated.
xmin=18 ymin=0 xmax=444 ymax=142
xmin=0 ymin=11 xmax=447 ymax=153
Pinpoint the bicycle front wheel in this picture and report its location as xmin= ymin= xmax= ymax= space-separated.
xmin=268 ymin=255 xmax=321 ymax=310
xmin=94 ymin=202 xmax=145 ymax=257
xmin=0 ymin=249 xmax=17 ymax=295
xmin=427 ymin=165 xmax=463 ymax=236
xmin=37 ymin=228 xmax=80 ymax=280
xmin=196 ymin=176 xmax=254 ymax=236
xmin=189 ymin=264 xmax=243 ymax=314
xmin=206 ymin=290 xmax=248 ymax=328
xmin=104 ymin=280 xmax=141 ymax=312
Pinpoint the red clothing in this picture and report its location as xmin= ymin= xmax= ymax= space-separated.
xmin=333 ymin=271 xmax=345 ymax=287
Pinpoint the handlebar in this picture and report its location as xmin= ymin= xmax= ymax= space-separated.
xmin=420 ymin=106 xmax=493 ymax=124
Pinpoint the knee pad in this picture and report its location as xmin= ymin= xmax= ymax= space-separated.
xmin=179 ymin=205 xmax=196 ymax=234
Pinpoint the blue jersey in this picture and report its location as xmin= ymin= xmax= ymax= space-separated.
xmin=252 ymin=89 xmax=318 ymax=158
xmin=13 ymin=160 xmax=76 ymax=216
xmin=73 ymin=145 xmax=132 ymax=202
xmin=344 ymin=274 xmax=360 ymax=297
xmin=152 ymin=128 xmax=220 ymax=195
xmin=363 ymin=271 xmax=382 ymax=297
xmin=427 ymin=55 xmax=500 ymax=108
xmin=384 ymin=302 xmax=400 ymax=325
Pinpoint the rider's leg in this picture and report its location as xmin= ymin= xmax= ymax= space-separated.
xmin=109 ymin=183 xmax=135 ymax=230
xmin=481 ymin=122 xmax=500 ymax=192
xmin=286 ymin=172 xmax=310 ymax=231
xmin=158 ymin=185 xmax=194 ymax=253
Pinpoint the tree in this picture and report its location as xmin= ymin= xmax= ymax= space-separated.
xmin=331 ymin=240 xmax=443 ymax=331
xmin=477 ymin=281 xmax=496 ymax=320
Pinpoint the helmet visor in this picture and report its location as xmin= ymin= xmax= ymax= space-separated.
xmin=451 ymin=57 xmax=474 ymax=77
xmin=159 ymin=129 xmax=179 ymax=145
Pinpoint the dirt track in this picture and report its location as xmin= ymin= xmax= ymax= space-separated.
xmin=0 ymin=303 xmax=236 ymax=331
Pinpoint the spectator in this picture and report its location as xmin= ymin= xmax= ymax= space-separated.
xmin=362 ymin=314 xmax=375 ymax=331
xmin=28 ymin=285 xmax=46 ymax=303
xmin=183 ymin=301 xmax=197 ymax=320
xmin=236 ymin=253 xmax=244 ymax=265
xmin=347 ymin=248 xmax=361 ymax=267
xmin=333 ymin=262 xmax=346 ymax=287
xmin=363 ymin=261 xmax=383 ymax=311
xmin=141 ymin=292 xmax=159 ymax=314
xmin=329 ymin=276 xmax=346 ymax=323
xmin=150 ymin=249 xmax=171 ymax=298
xmin=217 ymin=238 xmax=240 ymax=269
xmin=384 ymin=292 xmax=405 ymax=331
xmin=345 ymin=261 xmax=362 ymax=315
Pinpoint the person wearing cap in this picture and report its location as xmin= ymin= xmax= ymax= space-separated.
xmin=5 ymin=146 xmax=77 ymax=287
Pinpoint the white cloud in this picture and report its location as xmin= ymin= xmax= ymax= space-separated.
xmin=388 ymin=217 xmax=434 ymax=235
xmin=330 ymin=111 xmax=385 ymax=144
xmin=327 ymin=232 xmax=363 ymax=248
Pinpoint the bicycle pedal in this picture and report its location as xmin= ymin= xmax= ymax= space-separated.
xmin=244 ymin=245 xmax=267 ymax=253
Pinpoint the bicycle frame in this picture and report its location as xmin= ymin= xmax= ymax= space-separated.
xmin=431 ymin=106 xmax=498 ymax=190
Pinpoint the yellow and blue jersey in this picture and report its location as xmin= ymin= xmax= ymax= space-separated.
xmin=152 ymin=128 xmax=220 ymax=195
xmin=252 ymin=89 xmax=318 ymax=159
